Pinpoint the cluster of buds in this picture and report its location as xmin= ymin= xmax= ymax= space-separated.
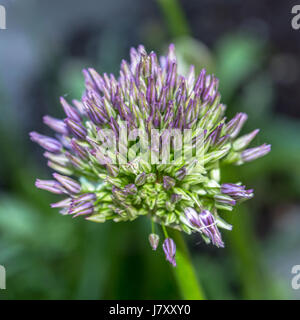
xmin=30 ymin=44 xmax=270 ymax=266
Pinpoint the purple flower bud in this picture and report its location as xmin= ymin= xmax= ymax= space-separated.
xmin=171 ymin=194 xmax=182 ymax=203
xmin=241 ymin=144 xmax=271 ymax=162
xmin=47 ymin=160 xmax=72 ymax=175
xmin=184 ymin=207 xmax=201 ymax=228
xmin=214 ymin=195 xmax=236 ymax=206
xmin=233 ymin=129 xmax=260 ymax=151
xmin=43 ymin=115 xmax=68 ymax=135
xmin=82 ymin=92 xmax=107 ymax=124
xmin=30 ymin=132 xmax=62 ymax=153
xmin=208 ymin=124 xmax=223 ymax=146
xmin=106 ymin=164 xmax=119 ymax=177
xmin=51 ymin=198 xmax=72 ymax=208
xmin=93 ymin=148 xmax=112 ymax=165
xmin=124 ymin=184 xmax=137 ymax=195
xmin=64 ymin=118 xmax=87 ymax=140
xmin=148 ymin=233 xmax=159 ymax=250
xmin=221 ymin=183 xmax=253 ymax=201
xmin=72 ymin=193 xmax=96 ymax=205
xmin=109 ymin=116 xmax=119 ymax=137
xmin=83 ymin=68 xmax=105 ymax=92
xmin=70 ymin=139 xmax=88 ymax=160
xmin=70 ymin=201 xmax=94 ymax=217
xmin=226 ymin=113 xmax=248 ymax=138
xmin=74 ymin=208 xmax=94 ymax=218
xmin=58 ymin=134 xmax=72 ymax=149
xmin=163 ymin=238 xmax=176 ymax=267
xmin=72 ymin=99 xmax=86 ymax=115
xmin=167 ymin=43 xmax=176 ymax=62
xmin=53 ymin=173 xmax=81 ymax=194
xmin=184 ymin=208 xmax=224 ymax=248
xmin=35 ymin=179 xmax=66 ymax=194
xmin=135 ymin=172 xmax=147 ymax=186
xmin=60 ymin=97 xmax=81 ymax=122
xmin=187 ymin=65 xmax=195 ymax=90
xmin=175 ymin=167 xmax=187 ymax=180
xmin=215 ymin=134 xmax=230 ymax=148
xmin=163 ymin=176 xmax=176 ymax=190
xmin=82 ymin=68 xmax=96 ymax=91
xmin=65 ymin=151 xmax=83 ymax=169
xmin=194 ymin=69 xmax=206 ymax=94
xmin=163 ymin=100 xmax=174 ymax=123
xmin=198 ymin=210 xmax=224 ymax=248
xmin=43 ymin=152 xmax=69 ymax=167
xmin=202 ymin=75 xmax=217 ymax=102
xmin=112 ymin=187 xmax=126 ymax=202
xmin=146 ymin=76 xmax=156 ymax=104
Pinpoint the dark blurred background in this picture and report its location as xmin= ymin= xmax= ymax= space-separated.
xmin=0 ymin=0 xmax=300 ymax=299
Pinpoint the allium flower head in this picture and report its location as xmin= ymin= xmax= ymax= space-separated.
xmin=30 ymin=44 xmax=270 ymax=266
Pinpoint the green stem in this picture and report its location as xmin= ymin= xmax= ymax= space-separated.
xmin=156 ymin=0 xmax=191 ymax=38
xmin=151 ymin=220 xmax=155 ymax=233
xmin=225 ymin=205 xmax=277 ymax=299
xmin=161 ymin=223 xmax=169 ymax=238
xmin=167 ymin=228 xmax=205 ymax=300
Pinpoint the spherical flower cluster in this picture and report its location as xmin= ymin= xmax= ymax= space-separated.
xmin=30 ymin=44 xmax=270 ymax=266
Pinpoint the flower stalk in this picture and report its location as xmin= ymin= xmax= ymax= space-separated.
xmin=168 ymin=228 xmax=205 ymax=300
